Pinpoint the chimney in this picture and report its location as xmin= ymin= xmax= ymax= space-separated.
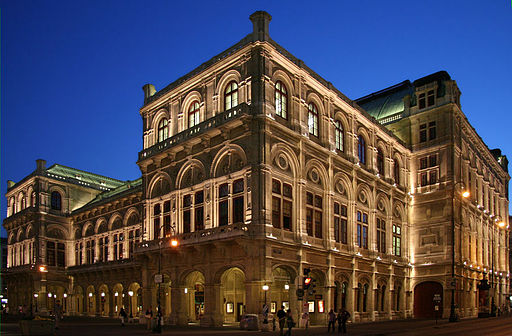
xmin=249 ymin=11 xmax=272 ymax=42
xmin=142 ymin=84 xmax=156 ymax=104
xmin=36 ymin=159 xmax=46 ymax=172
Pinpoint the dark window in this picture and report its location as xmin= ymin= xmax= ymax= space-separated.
xmin=394 ymin=159 xmax=400 ymax=185
xmin=153 ymin=204 xmax=161 ymax=239
xmin=420 ymin=172 xmax=428 ymax=186
xmin=218 ymin=183 xmax=229 ymax=226
xmin=333 ymin=202 xmax=348 ymax=244
xmin=195 ymin=190 xmax=204 ymax=231
xmin=188 ymin=101 xmax=200 ymax=128
xmin=272 ymin=179 xmax=293 ymax=230
xmin=427 ymin=90 xmax=435 ymax=107
xmin=308 ymin=103 xmax=319 ymax=137
xmin=419 ymin=124 xmax=427 ymax=142
xmin=232 ymin=179 xmax=244 ymax=224
xmin=418 ymin=93 xmax=426 ymax=109
xmin=357 ymin=211 xmax=369 ymax=249
xmin=392 ymin=224 xmax=401 ymax=256
xmin=429 ymin=154 xmax=437 ymax=167
xmin=183 ymin=209 xmax=191 ymax=233
xmin=377 ymin=149 xmax=384 ymax=175
xmin=51 ymin=191 xmax=62 ymax=211
xmin=275 ymin=81 xmax=288 ymax=119
xmin=47 ymin=241 xmax=56 ymax=266
xmin=335 ymin=120 xmax=344 ymax=152
xmin=306 ymin=192 xmax=323 ymax=238
xmin=158 ymin=118 xmax=169 ymax=142
xmin=428 ymin=121 xmax=436 ymax=140
xmin=376 ymin=218 xmax=386 ymax=253
xmin=420 ymin=157 xmax=428 ymax=170
xmin=225 ymin=81 xmax=238 ymax=110
xmin=429 ymin=170 xmax=437 ymax=184
xmin=358 ymin=135 xmax=366 ymax=165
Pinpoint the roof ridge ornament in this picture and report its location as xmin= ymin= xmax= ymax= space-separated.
xmin=249 ymin=11 xmax=272 ymax=42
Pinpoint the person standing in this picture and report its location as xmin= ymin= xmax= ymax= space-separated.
xmin=337 ymin=308 xmax=350 ymax=334
xmin=145 ymin=306 xmax=153 ymax=330
xmin=328 ymin=309 xmax=336 ymax=332
xmin=285 ymin=309 xmax=294 ymax=336
xmin=277 ymin=306 xmax=286 ymax=336
xmin=53 ymin=300 xmax=63 ymax=329
xmin=119 ymin=307 xmax=127 ymax=326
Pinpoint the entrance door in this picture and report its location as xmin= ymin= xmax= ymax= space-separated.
xmin=414 ymin=282 xmax=443 ymax=318
xmin=236 ymin=303 xmax=243 ymax=321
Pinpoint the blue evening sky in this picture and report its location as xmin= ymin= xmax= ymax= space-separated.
xmin=1 ymin=0 xmax=511 ymax=237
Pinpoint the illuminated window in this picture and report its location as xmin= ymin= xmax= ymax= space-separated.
xmin=308 ymin=103 xmax=319 ymax=137
xmin=275 ymin=81 xmax=288 ymax=119
xmin=335 ymin=120 xmax=344 ymax=152
xmin=306 ymin=192 xmax=323 ymax=238
xmin=272 ymin=179 xmax=293 ymax=231
xmin=225 ymin=81 xmax=238 ymax=110
xmin=188 ymin=101 xmax=200 ymax=128
xmin=158 ymin=118 xmax=169 ymax=142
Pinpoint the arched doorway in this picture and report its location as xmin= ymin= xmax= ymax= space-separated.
xmin=73 ymin=286 xmax=84 ymax=315
xmin=270 ymin=267 xmax=292 ymax=314
xmin=183 ymin=271 xmax=205 ymax=323
xmin=98 ymin=284 xmax=109 ymax=316
xmin=128 ymin=283 xmax=141 ymax=317
xmin=221 ymin=267 xmax=245 ymax=323
xmin=414 ymin=281 xmax=443 ymax=318
xmin=307 ymin=270 xmax=326 ymax=325
xmin=112 ymin=284 xmax=123 ymax=316
xmin=86 ymin=285 xmax=95 ymax=316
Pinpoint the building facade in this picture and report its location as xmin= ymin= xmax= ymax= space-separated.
xmin=2 ymin=11 xmax=510 ymax=325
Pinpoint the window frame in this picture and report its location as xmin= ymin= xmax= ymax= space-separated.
xmin=224 ymin=81 xmax=239 ymax=110
xmin=157 ymin=118 xmax=169 ymax=143
xmin=306 ymin=191 xmax=323 ymax=238
xmin=358 ymin=135 xmax=366 ymax=165
xmin=335 ymin=120 xmax=344 ymax=152
xmin=188 ymin=101 xmax=200 ymax=128
xmin=275 ymin=81 xmax=288 ymax=119
xmin=308 ymin=103 xmax=319 ymax=137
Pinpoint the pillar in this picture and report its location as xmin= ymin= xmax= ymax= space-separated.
xmin=108 ymin=291 xmax=115 ymax=317
xmin=170 ymin=286 xmax=187 ymax=326
xmin=201 ymin=283 xmax=223 ymax=327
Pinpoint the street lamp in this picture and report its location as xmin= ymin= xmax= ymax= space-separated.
xmin=128 ymin=290 xmax=134 ymax=318
xmin=449 ymin=181 xmax=469 ymax=322
xmin=34 ymin=293 xmax=38 ymax=313
xmin=262 ymin=284 xmax=269 ymax=324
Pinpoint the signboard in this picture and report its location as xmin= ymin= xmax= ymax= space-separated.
xmin=433 ymin=294 xmax=441 ymax=302
xmin=154 ymin=274 xmax=163 ymax=284
xmin=434 ymin=305 xmax=439 ymax=311
xmin=318 ymin=300 xmax=325 ymax=313
xmin=303 ymin=303 xmax=309 ymax=313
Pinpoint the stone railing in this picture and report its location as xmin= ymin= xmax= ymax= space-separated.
xmin=138 ymin=103 xmax=250 ymax=161
xmin=136 ymin=222 xmax=251 ymax=253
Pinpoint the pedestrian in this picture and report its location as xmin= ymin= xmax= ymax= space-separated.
xmin=337 ymin=308 xmax=350 ymax=334
xmin=277 ymin=306 xmax=286 ymax=336
xmin=272 ymin=314 xmax=276 ymax=331
xmin=328 ymin=308 xmax=336 ymax=332
xmin=119 ymin=307 xmax=127 ymax=326
xmin=53 ymin=300 xmax=63 ymax=329
xmin=145 ymin=306 xmax=153 ymax=330
xmin=285 ymin=309 xmax=294 ymax=336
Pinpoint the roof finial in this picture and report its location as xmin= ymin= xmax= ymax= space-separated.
xmin=249 ymin=11 xmax=272 ymax=42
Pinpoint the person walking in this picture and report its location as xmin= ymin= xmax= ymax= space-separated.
xmin=145 ymin=306 xmax=153 ymax=330
xmin=285 ymin=309 xmax=294 ymax=336
xmin=277 ymin=306 xmax=286 ymax=336
xmin=119 ymin=307 xmax=127 ymax=326
xmin=337 ymin=308 xmax=350 ymax=334
xmin=328 ymin=309 xmax=336 ymax=332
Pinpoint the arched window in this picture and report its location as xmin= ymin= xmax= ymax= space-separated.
xmin=393 ymin=159 xmax=400 ymax=185
xmin=358 ymin=135 xmax=366 ymax=165
xmin=341 ymin=281 xmax=348 ymax=309
xmin=275 ymin=81 xmax=288 ymax=119
xmin=335 ymin=120 xmax=344 ymax=151
xmin=31 ymin=191 xmax=36 ymax=207
xmin=363 ymin=283 xmax=369 ymax=312
xmin=308 ymin=103 xmax=319 ymax=137
xmin=224 ymin=81 xmax=238 ymax=110
xmin=377 ymin=149 xmax=384 ymax=175
xmin=158 ymin=119 xmax=169 ymax=142
xmin=381 ymin=285 xmax=386 ymax=311
xmin=188 ymin=101 xmax=200 ymax=128
xmin=51 ymin=191 xmax=62 ymax=211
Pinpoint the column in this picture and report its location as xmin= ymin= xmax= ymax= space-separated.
xmin=170 ymin=286 xmax=187 ymax=326
xmin=201 ymin=283 xmax=223 ymax=327
xmin=244 ymin=280 xmax=264 ymax=316
xmin=108 ymin=291 xmax=115 ymax=317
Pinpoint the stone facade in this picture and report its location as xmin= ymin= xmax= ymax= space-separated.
xmin=2 ymin=11 xmax=510 ymax=325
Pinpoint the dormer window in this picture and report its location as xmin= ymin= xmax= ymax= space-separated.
xmin=418 ymin=90 xmax=435 ymax=110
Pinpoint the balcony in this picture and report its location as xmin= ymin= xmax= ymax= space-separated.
xmin=138 ymin=103 xmax=251 ymax=161
xmin=136 ymin=222 xmax=252 ymax=253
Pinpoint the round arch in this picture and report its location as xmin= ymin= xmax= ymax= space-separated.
xmin=176 ymin=159 xmax=207 ymax=189
xmin=148 ymin=172 xmax=172 ymax=199
xmin=210 ymin=144 xmax=247 ymax=178
xmin=413 ymin=281 xmax=443 ymax=319
xmin=215 ymin=70 xmax=242 ymax=113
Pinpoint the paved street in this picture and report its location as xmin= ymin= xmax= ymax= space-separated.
xmin=2 ymin=315 xmax=511 ymax=335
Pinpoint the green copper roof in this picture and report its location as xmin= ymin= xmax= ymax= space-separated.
xmin=85 ymin=177 xmax=142 ymax=207
xmin=356 ymin=81 xmax=414 ymax=124
xmin=45 ymin=164 xmax=125 ymax=190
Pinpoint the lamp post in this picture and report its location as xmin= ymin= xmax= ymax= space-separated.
xmin=449 ymin=181 xmax=469 ymax=322
xmin=262 ymin=284 xmax=269 ymax=324
xmin=128 ymin=291 xmax=134 ymax=318
xmin=33 ymin=293 xmax=38 ymax=313
xmin=154 ymin=223 xmax=179 ymax=334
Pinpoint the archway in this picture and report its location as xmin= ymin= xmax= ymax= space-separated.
xmin=183 ymin=271 xmax=205 ymax=322
xmin=414 ymin=281 xmax=443 ymax=319
xmin=270 ymin=267 xmax=293 ymax=315
xmin=112 ymin=284 xmax=123 ymax=315
xmin=128 ymin=282 xmax=141 ymax=317
xmin=73 ymin=286 xmax=84 ymax=315
xmin=46 ymin=285 xmax=66 ymax=313
xmin=86 ymin=285 xmax=96 ymax=316
xmin=221 ymin=267 xmax=245 ymax=323
xmin=98 ymin=284 xmax=109 ymax=316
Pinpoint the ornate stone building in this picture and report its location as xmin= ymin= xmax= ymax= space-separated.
xmin=2 ymin=11 xmax=510 ymax=325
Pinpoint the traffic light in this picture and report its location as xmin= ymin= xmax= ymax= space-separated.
xmin=303 ymin=276 xmax=312 ymax=290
